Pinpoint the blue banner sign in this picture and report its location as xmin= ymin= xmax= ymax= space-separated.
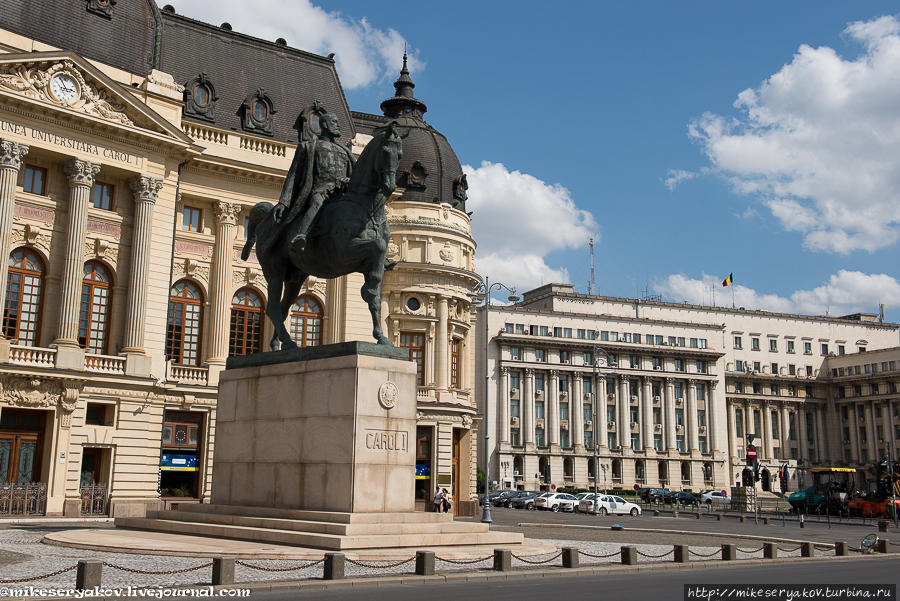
xmin=160 ymin=453 xmax=199 ymax=471
xmin=415 ymin=463 xmax=430 ymax=480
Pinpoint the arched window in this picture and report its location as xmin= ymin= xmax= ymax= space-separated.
xmin=229 ymin=288 xmax=262 ymax=356
xmin=3 ymin=248 xmax=44 ymax=346
xmin=290 ymin=295 xmax=323 ymax=347
xmin=78 ymin=262 xmax=111 ymax=354
xmin=635 ymin=459 xmax=645 ymax=481
xmin=658 ymin=460 xmax=668 ymax=485
xmin=611 ymin=458 xmax=622 ymax=480
xmin=681 ymin=461 xmax=692 ymax=482
xmin=165 ymin=280 xmax=203 ymax=366
xmin=563 ymin=457 xmax=574 ymax=480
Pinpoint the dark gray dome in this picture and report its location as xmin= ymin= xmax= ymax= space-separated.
xmin=377 ymin=54 xmax=467 ymax=211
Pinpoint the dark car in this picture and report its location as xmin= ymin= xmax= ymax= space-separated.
xmin=666 ymin=491 xmax=701 ymax=506
xmin=639 ymin=488 xmax=669 ymax=503
xmin=491 ymin=490 xmax=518 ymax=507
xmin=510 ymin=491 xmax=541 ymax=509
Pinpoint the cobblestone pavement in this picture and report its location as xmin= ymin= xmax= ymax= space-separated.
xmin=0 ymin=522 xmax=835 ymax=590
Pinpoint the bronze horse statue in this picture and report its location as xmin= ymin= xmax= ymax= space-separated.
xmin=242 ymin=122 xmax=405 ymax=350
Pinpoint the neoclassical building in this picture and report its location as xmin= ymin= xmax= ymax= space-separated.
xmin=0 ymin=1 xmax=477 ymax=516
xmin=478 ymin=283 xmax=900 ymax=494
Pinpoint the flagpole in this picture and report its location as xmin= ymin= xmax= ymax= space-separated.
xmin=732 ymin=284 xmax=735 ymax=309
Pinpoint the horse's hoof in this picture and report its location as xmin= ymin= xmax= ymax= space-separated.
xmin=375 ymin=336 xmax=391 ymax=345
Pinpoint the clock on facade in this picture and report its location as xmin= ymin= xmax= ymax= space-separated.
xmin=49 ymin=74 xmax=80 ymax=103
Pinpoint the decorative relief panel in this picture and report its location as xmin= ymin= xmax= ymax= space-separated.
xmin=86 ymin=219 xmax=121 ymax=238
xmin=13 ymin=203 xmax=54 ymax=223
xmin=83 ymin=237 xmax=119 ymax=266
xmin=438 ymin=244 xmax=454 ymax=263
xmin=9 ymin=224 xmax=49 ymax=254
xmin=173 ymin=257 xmax=210 ymax=284
xmin=175 ymin=239 xmax=212 ymax=258
xmin=0 ymin=376 xmax=82 ymax=423
xmin=0 ymin=61 xmax=132 ymax=125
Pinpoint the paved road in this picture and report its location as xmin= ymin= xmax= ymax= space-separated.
xmin=479 ymin=506 xmax=893 ymax=546
xmin=235 ymin=558 xmax=900 ymax=601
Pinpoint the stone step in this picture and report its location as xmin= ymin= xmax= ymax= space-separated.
xmin=149 ymin=510 xmax=490 ymax=536
xmin=169 ymin=503 xmax=453 ymax=524
xmin=115 ymin=517 xmax=524 ymax=551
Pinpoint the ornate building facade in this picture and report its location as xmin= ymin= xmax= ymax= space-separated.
xmin=478 ymin=284 xmax=900 ymax=494
xmin=0 ymin=2 xmax=477 ymax=516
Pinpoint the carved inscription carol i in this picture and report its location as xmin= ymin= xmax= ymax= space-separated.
xmin=365 ymin=429 xmax=408 ymax=452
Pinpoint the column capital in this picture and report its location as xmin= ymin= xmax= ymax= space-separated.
xmin=525 ymin=368 xmax=535 ymax=376
xmin=129 ymin=175 xmax=163 ymax=204
xmin=549 ymin=369 xmax=559 ymax=379
xmin=0 ymin=139 xmax=28 ymax=170
xmin=500 ymin=366 xmax=509 ymax=375
xmin=64 ymin=158 xmax=100 ymax=187
xmin=213 ymin=200 xmax=241 ymax=225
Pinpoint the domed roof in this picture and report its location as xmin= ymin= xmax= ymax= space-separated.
xmin=376 ymin=54 xmax=468 ymax=211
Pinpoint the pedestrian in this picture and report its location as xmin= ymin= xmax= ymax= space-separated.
xmin=442 ymin=488 xmax=452 ymax=513
xmin=433 ymin=487 xmax=444 ymax=512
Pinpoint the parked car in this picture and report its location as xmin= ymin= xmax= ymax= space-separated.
xmin=574 ymin=492 xmax=592 ymax=501
xmin=639 ymin=488 xmax=669 ymax=503
xmin=577 ymin=493 xmax=599 ymax=513
xmin=666 ymin=491 xmax=701 ymax=506
xmin=497 ymin=491 xmax=529 ymax=508
xmin=510 ymin=491 xmax=541 ymax=509
xmin=534 ymin=492 xmax=577 ymax=512
xmin=491 ymin=490 xmax=518 ymax=507
xmin=700 ymin=490 xmax=731 ymax=506
xmin=595 ymin=494 xmax=642 ymax=516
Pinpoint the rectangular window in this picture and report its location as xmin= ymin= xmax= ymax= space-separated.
xmin=696 ymin=360 xmax=707 ymax=374
xmin=607 ymin=405 xmax=616 ymax=423
xmin=509 ymin=371 xmax=520 ymax=391
xmin=91 ymin=182 xmax=114 ymax=210
xmin=668 ymin=336 xmax=677 ymax=346
xmin=674 ymin=381 xmax=683 ymax=398
xmin=699 ymin=437 xmax=708 ymax=454
xmin=804 ymin=342 xmax=812 ymax=354
xmin=656 ymin=335 xmax=664 ymax=345
xmin=535 ymin=373 xmax=545 ymax=392
xmin=674 ymin=359 xmax=684 ymax=372
xmin=560 ymin=401 xmax=569 ymax=421
xmin=560 ymin=429 xmax=570 ymax=448
xmin=539 ymin=326 xmax=549 ymax=336
xmin=535 ymin=348 xmax=545 ymax=362
xmin=600 ymin=331 xmax=609 ymax=341
xmin=242 ymin=216 xmax=250 ymax=239
xmin=535 ymin=428 xmax=545 ymax=447
xmin=753 ymin=410 xmax=762 ymax=439
xmin=735 ymin=409 xmax=744 ymax=438
xmin=451 ymin=340 xmax=460 ymax=388
xmin=771 ymin=362 xmax=778 ymax=375
xmin=769 ymin=339 xmax=777 ymax=352
xmin=633 ymin=333 xmax=642 ymax=344
xmin=631 ymin=433 xmax=640 ymax=448
xmin=652 ymin=356 xmax=662 ymax=370
xmin=751 ymin=337 xmax=760 ymax=350
xmin=676 ymin=435 xmax=686 ymax=453
xmin=806 ymin=365 xmax=813 ymax=376
xmin=623 ymin=332 xmax=632 ymax=343
xmin=510 ymin=399 xmax=520 ymax=418
xmin=821 ymin=343 xmax=829 ymax=355
xmin=696 ymin=384 xmax=705 ymax=401
xmin=583 ymin=351 xmax=593 ymax=366
xmin=734 ymin=381 xmax=743 ymax=393
xmin=770 ymin=383 xmax=777 ymax=395
xmin=515 ymin=323 xmax=525 ymax=334
xmin=558 ymin=374 xmax=568 ymax=393
xmin=771 ymin=411 xmax=779 ymax=438
xmin=735 ymin=360 xmax=744 ymax=372
xmin=698 ymin=338 xmax=707 ymax=349
xmin=675 ymin=408 xmax=684 ymax=426
xmin=629 ymin=406 xmax=639 ymax=422
xmin=787 ymin=340 xmax=795 ymax=353
xmin=630 ymin=355 xmax=639 ymax=368
xmin=753 ymin=382 xmax=761 ymax=394
xmin=23 ymin=165 xmax=46 ymax=195
xmin=654 ymin=434 xmax=663 ymax=451
xmin=690 ymin=337 xmax=698 ymax=348
xmin=789 ymin=413 xmax=797 ymax=440
xmin=677 ymin=337 xmax=685 ymax=347
xmin=399 ymin=332 xmax=426 ymax=386
xmin=788 ymin=364 xmax=796 ymax=375
xmin=554 ymin=327 xmax=562 ymax=337
xmin=560 ymin=350 xmax=570 ymax=364
xmin=753 ymin=361 xmax=761 ymax=372
xmin=609 ymin=331 xmax=619 ymax=342
xmin=504 ymin=323 xmax=514 ymax=333
xmin=510 ymin=346 xmax=521 ymax=361
xmin=584 ymin=430 xmax=593 ymax=449
xmin=535 ymin=400 xmax=545 ymax=419
xmin=183 ymin=206 xmax=202 ymax=232
xmin=608 ymin=433 xmax=617 ymax=448
xmin=838 ymin=344 xmax=845 ymax=355
xmin=583 ymin=402 xmax=593 ymax=423
xmin=583 ymin=377 xmax=592 ymax=395
xmin=563 ymin=327 xmax=572 ymax=338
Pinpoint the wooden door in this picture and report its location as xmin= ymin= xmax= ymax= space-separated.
xmin=452 ymin=429 xmax=461 ymax=515
xmin=0 ymin=433 xmax=40 ymax=484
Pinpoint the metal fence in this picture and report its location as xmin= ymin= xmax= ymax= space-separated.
xmin=80 ymin=484 xmax=109 ymax=516
xmin=0 ymin=482 xmax=47 ymax=516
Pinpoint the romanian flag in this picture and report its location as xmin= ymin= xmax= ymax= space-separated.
xmin=722 ymin=273 xmax=733 ymax=287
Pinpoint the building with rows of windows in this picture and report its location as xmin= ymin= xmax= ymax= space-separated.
xmin=0 ymin=1 xmax=478 ymax=517
xmin=477 ymin=283 xmax=900 ymax=494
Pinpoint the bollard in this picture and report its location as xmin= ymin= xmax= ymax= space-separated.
xmin=695 ymin=512 xmax=701 ymax=520
xmin=876 ymin=539 xmax=888 ymax=554
xmin=212 ymin=557 xmax=235 ymax=586
xmin=672 ymin=510 xmax=679 ymax=518
xmin=762 ymin=517 xmax=769 ymax=525
xmin=415 ymin=551 xmax=435 ymax=576
xmin=324 ymin=553 xmax=345 ymax=580
xmin=620 ymin=546 xmax=637 ymax=565
xmin=493 ymin=549 xmax=512 ymax=572
xmin=562 ymin=547 xmax=579 ymax=569
xmin=763 ymin=543 xmax=776 ymax=559
xmin=653 ymin=510 xmax=660 ymax=516
xmin=76 ymin=560 xmax=102 ymax=590
xmin=721 ymin=544 xmax=736 ymax=561
xmin=739 ymin=515 xmax=746 ymax=523
xmin=878 ymin=521 xmax=889 ymax=533
xmin=674 ymin=545 xmax=688 ymax=563
xmin=799 ymin=514 xmax=805 ymax=528
xmin=800 ymin=543 xmax=813 ymax=557
xmin=834 ymin=541 xmax=848 ymax=556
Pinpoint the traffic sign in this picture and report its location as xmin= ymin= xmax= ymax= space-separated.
xmin=746 ymin=446 xmax=757 ymax=463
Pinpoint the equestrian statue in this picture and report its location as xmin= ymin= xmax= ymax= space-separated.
xmin=242 ymin=102 xmax=406 ymax=350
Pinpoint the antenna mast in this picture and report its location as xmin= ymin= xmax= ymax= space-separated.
xmin=589 ymin=237 xmax=595 ymax=295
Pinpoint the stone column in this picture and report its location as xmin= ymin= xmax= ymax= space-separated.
xmin=798 ymin=407 xmax=809 ymax=462
xmin=619 ymin=376 xmax=631 ymax=450
xmin=207 ymin=201 xmax=240 ymax=367
xmin=597 ymin=376 xmax=608 ymax=449
xmin=763 ymin=403 xmax=774 ymax=460
xmin=848 ymin=403 xmax=860 ymax=463
xmin=0 ymin=140 xmax=29 ymax=332
xmin=523 ymin=369 xmax=535 ymax=448
xmin=815 ymin=407 xmax=827 ymax=463
xmin=781 ymin=404 xmax=791 ymax=459
xmin=727 ymin=401 xmax=737 ymax=458
xmin=665 ymin=378 xmax=676 ymax=451
xmin=708 ymin=381 xmax=718 ymax=453
xmin=549 ymin=370 xmax=560 ymax=448
xmin=641 ymin=377 xmax=652 ymax=451
xmin=687 ymin=380 xmax=699 ymax=452
xmin=888 ymin=401 xmax=897 ymax=461
xmin=867 ymin=403 xmax=878 ymax=456
xmin=499 ymin=367 xmax=510 ymax=444
xmin=55 ymin=159 xmax=100 ymax=367
xmin=436 ymin=296 xmax=449 ymax=390
xmin=122 ymin=176 xmax=162 ymax=375
xmin=573 ymin=374 xmax=584 ymax=451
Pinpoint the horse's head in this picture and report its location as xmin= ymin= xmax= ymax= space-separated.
xmin=349 ymin=120 xmax=407 ymax=201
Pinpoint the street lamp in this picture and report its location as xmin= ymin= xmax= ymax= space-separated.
xmin=469 ymin=276 xmax=518 ymax=524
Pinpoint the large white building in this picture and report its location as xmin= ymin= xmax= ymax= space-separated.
xmin=477 ymin=283 xmax=900 ymax=493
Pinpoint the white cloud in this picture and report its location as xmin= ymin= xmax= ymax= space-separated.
xmin=170 ymin=0 xmax=421 ymax=89
xmin=687 ymin=15 xmax=900 ymax=254
xmin=463 ymin=161 xmax=598 ymax=293
xmin=655 ymin=270 xmax=900 ymax=316
xmin=663 ymin=169 xmax=697 ymax=190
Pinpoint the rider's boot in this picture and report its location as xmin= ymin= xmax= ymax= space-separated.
xmin=292 ymin=233 xmax=307 ymax=251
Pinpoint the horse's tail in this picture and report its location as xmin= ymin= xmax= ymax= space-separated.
xmin=241 ymin=202 xmax=273 ymax=260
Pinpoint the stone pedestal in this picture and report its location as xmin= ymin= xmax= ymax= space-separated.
xmin=214 ymin=342 xmax=416 ymax=513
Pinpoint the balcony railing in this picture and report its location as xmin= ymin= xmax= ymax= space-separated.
xmin=0 ymin=482 xmax=47 ymax=516
xmin=9 ymin=345 xmax=56 ymax=368
xmin=168 ymin=364 xmax=209 ymax=386
xmin=84 ymin=354 xmax=125 ymax=375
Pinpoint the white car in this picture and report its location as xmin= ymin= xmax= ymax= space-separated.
xmin=533 ymin=492 xmax=577 ymax=512
xmin=701 ymin=490 xmax=731 ymax=506
xmin=594 ymin=494 xmax=642 ymax=516
xmin=577 ymin=493 xmax=600 ymax=513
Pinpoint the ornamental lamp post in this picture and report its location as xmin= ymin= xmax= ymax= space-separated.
xmin=469 ymin=276 xmax=518 ymax=524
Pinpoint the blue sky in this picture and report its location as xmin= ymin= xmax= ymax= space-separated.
xmin=174 ymin=1 xmax=900 ymax=318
